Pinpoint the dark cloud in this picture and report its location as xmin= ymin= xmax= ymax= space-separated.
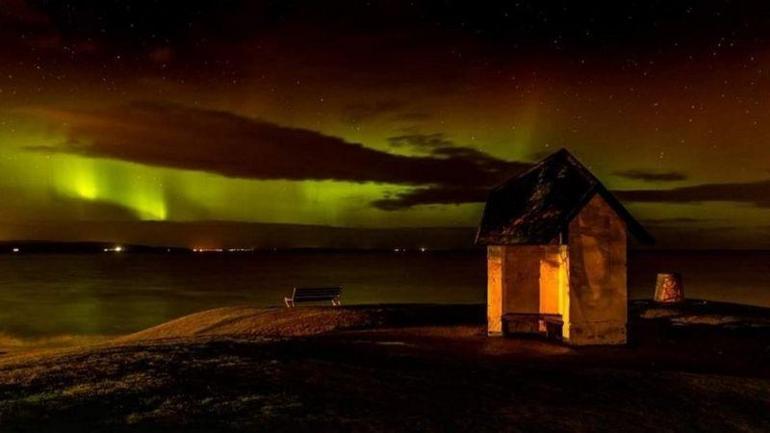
xmin=374 ymin=177 xmax=770 ymax=211
xmin=613 ymin=169 xmax=687 ymax=182
xmin=528 ymin=149 xmax=558 ymax=161
xmin=616 ymin=179 xmax=770 ymax=208
xmin=390 ymin=112 xmax=432 ymax=122
xmin=26 ymin=102 xmax=529 ymax=188
xmin=342 ymin=100 xmax=408 ymax=124
xmin=372 ymin=187 xmax=489 ymax=211
xmin=388 ymin=133 xmax=454 ymax=149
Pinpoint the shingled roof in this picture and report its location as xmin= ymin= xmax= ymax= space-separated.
xmin=475 ymin=149 xmax=654 ymax=245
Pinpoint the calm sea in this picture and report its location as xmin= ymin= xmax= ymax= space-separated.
xmin=0 ymin=250 xmax=767 ymax=340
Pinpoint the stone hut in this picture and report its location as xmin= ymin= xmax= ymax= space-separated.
xmin=476 ymin=149 xmax=653 ymax=345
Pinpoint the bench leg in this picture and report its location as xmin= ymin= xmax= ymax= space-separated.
xmin=331 ymin=297 xmax=341 ymax=306
xmin=284 ymin=298 xmax=294 ymax=308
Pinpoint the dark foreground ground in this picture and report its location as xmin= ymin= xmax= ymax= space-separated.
xmin=0 ymin=301 xmax=769 ymax=432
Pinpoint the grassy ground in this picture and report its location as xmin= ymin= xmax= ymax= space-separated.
xmin=0 ymin=302 xmax=768 ymax=432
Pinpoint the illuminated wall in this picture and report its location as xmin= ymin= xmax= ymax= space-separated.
xmin=486 ymin=245 xmax=567 ymax=335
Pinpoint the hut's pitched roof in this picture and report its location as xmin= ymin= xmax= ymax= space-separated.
xmin=475 ymin=149 xmax=654 ymax=245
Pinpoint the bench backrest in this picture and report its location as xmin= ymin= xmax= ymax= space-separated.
xmin=292 ymin=287 xmax=342 ymax=301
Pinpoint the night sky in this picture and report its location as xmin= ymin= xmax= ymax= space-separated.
xmin=2 ymin=1 xmax=770 ymax=248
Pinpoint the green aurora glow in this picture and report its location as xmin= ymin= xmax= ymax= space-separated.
xmin=4 ymin=2 xmax=770 ymax=248
xmin=0 ymin=123 xmax=484 ymax=228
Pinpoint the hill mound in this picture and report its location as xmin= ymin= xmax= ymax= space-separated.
xmin=118 ymin=304 xmax=485 ymax=342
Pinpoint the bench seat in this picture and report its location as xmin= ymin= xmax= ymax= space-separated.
xmin=285 ymin=287 xmax=342 ymax=307
xmin=501 ymin=313 xmax=563 ymax=340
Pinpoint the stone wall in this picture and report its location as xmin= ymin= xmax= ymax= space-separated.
xmin=565 ymin=195 xmax=628 ymax=345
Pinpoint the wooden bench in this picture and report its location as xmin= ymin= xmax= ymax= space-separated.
xmin=541 ymin=314 xmax=564 ymax=340
xmin=284 ymin=287 xmax=342 ymax=307
xmin=502 ymin=313 xmax=563 ymax=340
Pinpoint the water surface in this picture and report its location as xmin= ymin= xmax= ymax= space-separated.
xmin=0 ymin=250 xmax=767 ymax=339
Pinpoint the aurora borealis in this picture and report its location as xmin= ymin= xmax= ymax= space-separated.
xmin=3 ymin=1 xmax=770 ymax=248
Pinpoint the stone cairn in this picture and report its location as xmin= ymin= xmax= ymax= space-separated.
xmin=654 ymin=272 xmax=684 ymax=303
